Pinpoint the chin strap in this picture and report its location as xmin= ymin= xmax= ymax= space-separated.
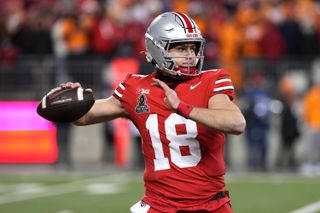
xmin=173 ymin=67 xmax=198 ymax=76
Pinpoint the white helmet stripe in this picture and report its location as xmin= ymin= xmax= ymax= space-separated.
xmin=175 ymin=12 xmax=195 ymax=33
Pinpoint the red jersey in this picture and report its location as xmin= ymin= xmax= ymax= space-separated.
xmin=113 ymin=69 xmax=235 ymax=212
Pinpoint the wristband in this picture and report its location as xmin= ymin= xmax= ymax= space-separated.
xmin=177 ymin=101 xmax=194 ymax=118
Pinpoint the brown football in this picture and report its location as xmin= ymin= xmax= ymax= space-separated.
xmin=37 ymin=87 xmax=94 ymax=122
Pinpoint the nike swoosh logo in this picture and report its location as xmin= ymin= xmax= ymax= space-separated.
xmin=190 ymin=81 xmax=202 ymax=90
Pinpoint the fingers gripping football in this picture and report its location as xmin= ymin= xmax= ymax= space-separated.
xmin=59 ymin=82 xmax=92 ymax=91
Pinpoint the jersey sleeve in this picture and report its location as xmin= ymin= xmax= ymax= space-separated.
xmin=210 ymin=69 xmax=235 ymax=100
xmin=112 ymin=74 xmax=132 ymax=102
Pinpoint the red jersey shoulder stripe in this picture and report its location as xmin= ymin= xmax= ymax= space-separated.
xmin=215 ymin=78 xmax=232 ymax=84
xmin=114 ymin=82 xmax=126 ymax=98
xmin=214 ymin=77 xmax=234 ymax=92
xmin=214 ymin=85 xmax=234 ymax=92
xmin=131 ymin=74 xmax=147 ymax=77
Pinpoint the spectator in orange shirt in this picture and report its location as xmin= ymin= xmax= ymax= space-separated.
xmin=63 ymin=15 xmax=90 ymax=56
xmin=215 ymin=10 xmax=243 ymax=89
xmin=301 ymin=65 xmax=320 ymax=176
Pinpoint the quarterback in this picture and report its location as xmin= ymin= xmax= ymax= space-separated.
xmin=61 ymin=12 xmax=246 ymax=213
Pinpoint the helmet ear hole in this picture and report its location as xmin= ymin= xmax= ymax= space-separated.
xmin=166 ymin=60 xmax=175 ymax=70
xmin=151 ymin=58 xmax=157 ymax=66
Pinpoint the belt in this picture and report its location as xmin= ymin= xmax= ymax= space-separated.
xmin=211 ymin=191 xmax=226 ymax=201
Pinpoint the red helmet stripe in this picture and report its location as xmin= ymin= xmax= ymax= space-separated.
xmin=176 ymin=12 xmax=194 ymax=33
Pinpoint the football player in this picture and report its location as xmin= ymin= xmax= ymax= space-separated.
xmin=61 ymin=12 xmax=246 ymax=213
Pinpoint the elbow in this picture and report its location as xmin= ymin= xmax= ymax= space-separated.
xmin=73 ymin=120 xmax=85 ymax=126
xmin=72 ymin=115 xmax=87 ymax=126
xmin=231 ymin=117 xmax=246 ymax=135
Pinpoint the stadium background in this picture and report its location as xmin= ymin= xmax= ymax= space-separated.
xmin=0 ymin=0 xmax=320 ymax=212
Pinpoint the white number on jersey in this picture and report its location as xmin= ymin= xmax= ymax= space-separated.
xmin=146 ymin=113 xmax=201 ymax=171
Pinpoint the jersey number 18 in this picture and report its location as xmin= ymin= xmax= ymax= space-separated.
xmin=146 ymin=113 xmax=201 ymax=171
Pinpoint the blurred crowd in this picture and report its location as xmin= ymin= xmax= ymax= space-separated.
xmin=1 ymin=0 xmax=320 ymax=86
xmin=1 ymin=0 xmax=320 ymax=175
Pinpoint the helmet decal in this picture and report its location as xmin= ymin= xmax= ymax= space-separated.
xmin=174 ymin=12 xmax=196 ymax=33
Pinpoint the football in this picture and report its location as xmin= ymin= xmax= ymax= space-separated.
xmin=37 ymin=87 xmax=95 ymax=122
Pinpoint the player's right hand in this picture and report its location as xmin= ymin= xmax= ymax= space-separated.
xmin=60 ymin=82 xmax=92 ymax=92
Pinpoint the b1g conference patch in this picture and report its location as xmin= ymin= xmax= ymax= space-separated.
xmin=135 ymin=94 xmax=149 ymax=113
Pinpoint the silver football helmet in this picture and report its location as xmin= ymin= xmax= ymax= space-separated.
xmin=145 ymin=12 xmax=205 ymax=78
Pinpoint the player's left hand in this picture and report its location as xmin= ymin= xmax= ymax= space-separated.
xmin=152 ymin=78 xmax=180 ymax=111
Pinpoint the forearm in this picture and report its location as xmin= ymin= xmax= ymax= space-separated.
xmin=73 ymin=110 xmax=122 ymax=126
xmin=73 ymin=98 xmax=127 ymax=126
xmin=188 ymin=106 xmax=246 ymax=135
